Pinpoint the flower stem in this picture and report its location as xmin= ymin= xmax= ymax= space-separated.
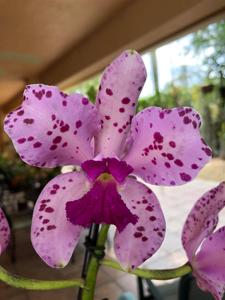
xmin=101 ymin=259 xmax=192 ymax=280
xmin=0 ymin=265 xmax=85 ymax=290
xmin=81 ymin=224 xmax=110 ymax=300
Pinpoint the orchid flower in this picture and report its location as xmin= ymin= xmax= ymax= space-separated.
xmin=4 ymin=50 xmax=211 ymax=270
xmin=182 ymin=182 xmax=225 ymax=300
xmin=0 ymin=208 xmax=10 ymax=255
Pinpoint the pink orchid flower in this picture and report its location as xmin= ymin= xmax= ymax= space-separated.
xmin=4 ymin=50 xmax=211 ymax=269
xmin=0 ymin=208 xmax=10 ymax=255
xmin=182 ymin=182 xmax=225 ymax=300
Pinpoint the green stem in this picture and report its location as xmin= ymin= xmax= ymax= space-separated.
xmin=101 ymin=259 xmax=192 ymax=280
xmin=0 ymin=265 xmax=84 ymax=290
xmin=81 ymin=224 xmax=110 ymax=300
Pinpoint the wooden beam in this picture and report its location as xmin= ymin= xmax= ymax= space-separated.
xmin=39 ymin=0 xmax=225 ymax=88
xmin=1 ymin=77 xmax=39 ymax=113
xmin=1 ymin=91 xmax=23 ymax=114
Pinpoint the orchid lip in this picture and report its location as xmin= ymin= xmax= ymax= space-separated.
xmin=66 ymin=176 xmax=138 ymax=232
xmin=66 ymin=158 xmax=138 ymax=231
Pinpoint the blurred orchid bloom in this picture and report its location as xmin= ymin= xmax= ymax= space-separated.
xmin=4 ymin=50 xmax=211 ymax=269
xmin=182 ymin=182 xmax=225 ymax=300
xmin=0 ymin=208 xmax=10 ymax=255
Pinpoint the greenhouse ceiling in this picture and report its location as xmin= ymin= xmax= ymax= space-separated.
xmin=0 ymin=0 xmax=224 ymax=113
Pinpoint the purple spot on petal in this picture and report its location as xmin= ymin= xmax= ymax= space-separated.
xmin=17 ymin=110 xmax=24 ymax=116
xmin=23 ymin=118 xmax=34 ymax=124
xmin=174 ymin=159 xmax=183 ymax=167
xmin=121 ymin=97 xmax=130 ymax=104
xmin=47 ymin=225 xmax=56 ymax=230
xmin=17 ymin=138 xmax=26 ymax=144
xmin=53 ymin=136 xmax=62 ymax=144
xmin=159 ymin=112 xmax=164 ymax=119
xmin=134 ymin=232 xmax=142 ymax=238
xmin=169 ymin=141 xmax=176 ymax=148
xmin=191 ymin=164 xmax=198 ymax=169
xmin=202 ymin=147 xmax=212 ymax=156
xmin=180 ymin=173 xmax=191 ymax=182
xmin=43 ymin=219 xmax=50 ymax=224
xmin=165 ymin=162 xmax=171 ymax=168
xmin=106 ymin=88 xmax=113 ymax=96
xmin=45 ymin=207 xmax=54 ymax=213
xmin=60 ymin=124 xmax=70 ymax=132
xmin=137 ymin=226 xmax=145 ymax=231
xmin=76 ymin=120 xmax=82 ymax=128
xmin=33 ymin=142 xmax=42 ymax=148
xmin=46 ymin=91 xmax=52 ymax=98
xmin=50 ymin=145 xmax=57 ymax=150
xmin=183 ymin=116 xmax=191 ymax=124
xmin=82 ymin=97 xmax=89 ymax=105
xmin=153 ymin=132 xmax=163 ymax=143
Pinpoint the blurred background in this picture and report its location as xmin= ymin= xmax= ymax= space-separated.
xmin=0 ymin=1 xmax=225 ymax=300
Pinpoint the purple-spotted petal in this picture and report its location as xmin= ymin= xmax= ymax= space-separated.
xmin=114 ymin=178 xmax=166 ymax=269
xmin=95 ymin=50 xmax=147 ymax=158
xmin=182 ymin=182 xmax=225 ymax=261
xmin=66 ymin=179 xmax=138 ymax=232
xmin=0 ymin=208 xmax=10 ymax=255
xmin=31 ymin=171 xmax=91 ymax=268
xmin=193 ymin=227 xmax=225 ymax=300
xmin=4 ymin=84 xmax=99 ymax=168
xmin=124 ymin=107 xmax=212 ymax=186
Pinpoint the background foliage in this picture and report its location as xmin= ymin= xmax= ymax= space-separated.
xmin=67 ymin=20 xmax=225 ymax=158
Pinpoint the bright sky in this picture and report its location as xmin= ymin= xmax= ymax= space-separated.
xmin=140 ymin=34 xmax=201 ymax=97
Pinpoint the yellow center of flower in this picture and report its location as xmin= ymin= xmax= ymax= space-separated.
xmin=98 ymin=172 xmax=114 ymax=182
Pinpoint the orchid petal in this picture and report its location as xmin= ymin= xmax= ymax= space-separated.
xmin=193 ymin=227 xmax=225 ymax=300
xmin=0 ymin=208 xmax=10 ymax=255
xmin=182 ymin=182 xmax=225 ymax=261
xmin=31 ymin=171 xmax=91 ymax=268
xmin=4 ymin=84 xmax=99 ymax=168
xmin=125 ymin=107 xmax=212 ymax=186
xmin=95 ymin=50 xmax=147 ymax=158
xmin=114 ymin=178 xmax=166 ymax=269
